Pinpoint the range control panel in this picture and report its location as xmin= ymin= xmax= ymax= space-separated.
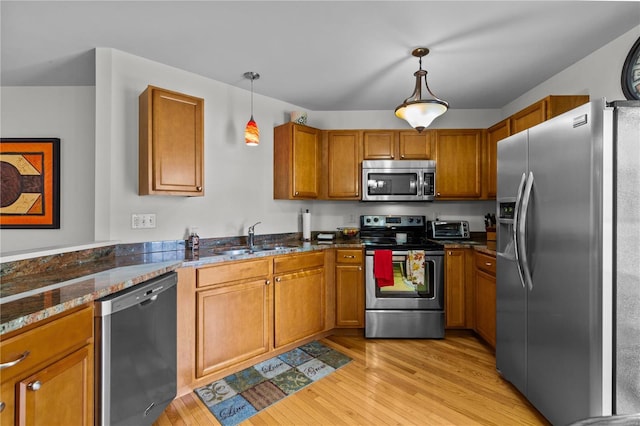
xmin=360 ymin=215 xmax=425 ymax=229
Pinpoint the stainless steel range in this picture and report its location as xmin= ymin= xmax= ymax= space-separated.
xmin=361 ymin=215 xmax=445 ymax=338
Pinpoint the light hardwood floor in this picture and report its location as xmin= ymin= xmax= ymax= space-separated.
xmin=155 ymin=331 xmax=549 ymax=425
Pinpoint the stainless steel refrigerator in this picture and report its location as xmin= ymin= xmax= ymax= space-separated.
xmin=496 ymin=99 xmax=640 ymax=425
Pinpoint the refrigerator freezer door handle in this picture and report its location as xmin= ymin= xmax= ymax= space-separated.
xmin=518 ymin=171 xmax=535 ymax=291
xmin=513 ymin=172 xmax=528 ymax=288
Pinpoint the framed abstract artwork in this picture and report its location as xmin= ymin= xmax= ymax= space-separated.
xmin=1 ymin=138 xmax=60 ymax=229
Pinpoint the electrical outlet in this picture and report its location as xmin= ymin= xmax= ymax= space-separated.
xmin=132 ymin=213 xmax=156 ymax=229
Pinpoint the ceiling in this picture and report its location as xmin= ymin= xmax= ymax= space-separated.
xmin=1 ymin=1 xmax=639 ymax=111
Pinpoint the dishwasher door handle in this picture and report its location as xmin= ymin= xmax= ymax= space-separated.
xmin=140 ymin=294 xmax=158 ymax=306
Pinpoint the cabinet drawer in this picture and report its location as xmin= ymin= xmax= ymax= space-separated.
xmin=475 ymin=252 xmax=496 ymax=275
xmin=0 ymin=306 xmax=93 ymax=382
xmin=274 ymin=251 xmax=324 ymax=274
xmin=197 ymin=258 xmax=271 ymax=288
xmin=335 ymin=249 xmax=363 ymax=264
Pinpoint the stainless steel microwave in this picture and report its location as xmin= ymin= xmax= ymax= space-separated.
xmin=427 ymin=220 xmax=470 ymax=240
xmin=361 ymin=160 xmax=436 ymax=201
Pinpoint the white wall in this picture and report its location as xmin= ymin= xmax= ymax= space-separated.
xmin=502 ymin=25 xmax=640 ymax=117
xmin=2 ymin=24 xmax=638 ymax=255
xmin=92 ymin=48 xmax=499 ymax=249
xmin=0 ymin=87 xmax=96 ymax=253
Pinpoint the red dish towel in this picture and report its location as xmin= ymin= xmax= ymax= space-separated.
xmin=374 ymin=250 xmax=394 ymax=287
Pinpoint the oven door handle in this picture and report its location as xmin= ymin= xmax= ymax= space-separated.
xmin=365 ymin=250 xmax=443 ymax=256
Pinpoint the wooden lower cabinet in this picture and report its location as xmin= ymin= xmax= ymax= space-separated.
xmin=195 ymin=258 xmax=272 ymax=378
xmin=196 ymin=278 xmax=271 ymax=377
xmin=274 ymin=268 xmax=325 ymax=347
xmin=273 ymin=252 xmax=325 ymax=347
xmin=445 ymin=248 xmax=475 ymax=329
xmin=335 ymin=249 xmax=364 ymax=328
xmin=0 ymin=306 xmax=94 ymax=426
xmin=445 ymin=249 xmax=467 ymax=328
xmin=194 ymin=251 xmax=326 ymax=378
xmin=474 ymin=252 xmax=496 ymax=348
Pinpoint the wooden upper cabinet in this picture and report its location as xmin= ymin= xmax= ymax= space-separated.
xmin=434 ymin=129 xmax=483 ymax=199
xmin=509 ymin=95 xmax=589 ymax=135
xmin=486 ymin=119 xmax=510 ymax=199
xmin=139 ymin=85 xmax=204 ymax=196
xmin=362 ymin=130 xmax=397 ymax=159
xmin=324 ymin=130 xmax=361 ymax=199
xmin=274 ymin=123 xmax=322 ymax=199
xmin=398 ymin=131 xmax=432 ymax=159
xmin=363 ymin=130 xmax=432 ymax=160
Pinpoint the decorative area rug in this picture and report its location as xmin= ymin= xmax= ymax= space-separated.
xmin=194 ymin=341 xmax=352 ymax=426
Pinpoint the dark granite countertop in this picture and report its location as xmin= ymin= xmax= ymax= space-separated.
xmin=0 ymin=240 xmax=361 ymax=336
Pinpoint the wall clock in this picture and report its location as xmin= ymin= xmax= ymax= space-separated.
xmin=621 ymin=36 xmax=640 ymax=100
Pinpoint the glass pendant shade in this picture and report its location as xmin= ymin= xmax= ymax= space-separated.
xmin=244 ymin=71 xmax=260 ymax=146
xmin=395 ymin=48 xmax=448 ymax=132
xmin=245 ymin=116 xmax=259 ymax=146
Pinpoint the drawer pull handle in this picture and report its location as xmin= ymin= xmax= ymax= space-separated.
xmin=485 ymin=262 xmax=493 ymax=266
xmin=343 ymin=255 xmax=356 ymax=259
xmin=28 ymin=381 xmax=42 ymax=391
xmin=0 ymin=351 xmax=30 ymax=370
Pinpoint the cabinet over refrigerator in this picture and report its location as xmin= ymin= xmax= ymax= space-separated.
xmin=496 ymin=99 xmax=640 ymax=425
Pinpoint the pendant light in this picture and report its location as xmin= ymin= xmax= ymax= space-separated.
xmin=244 ymin=71 xmax=260 ymax=146
xmin=395 ymin=48 xmax=449 ymax=132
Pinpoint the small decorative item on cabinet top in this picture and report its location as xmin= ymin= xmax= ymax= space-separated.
xmin=1 ymin=138 xmax=60 ymax=228
xmin=290 ymin=111 xmax=307 ymax=125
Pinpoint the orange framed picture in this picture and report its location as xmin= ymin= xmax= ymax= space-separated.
xmin=1 ymin=138 xmax=60 ymax=229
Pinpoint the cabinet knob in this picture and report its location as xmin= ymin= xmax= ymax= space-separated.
xmin=265 ymin=279 xmax=270 ymax=285
xmin=294 ymin=191 xmax=299 ymax=196
xmin=0 ymin=402 xmax=5 ymax=413
xmin=28 ymin=381 xmax=42 ymax=391
xmin=275 ymin=277 xmax=281 ymax=282
xmin=401 ymin=155 xmax=405 ymax=159
xmin=437 ymin=192 xmax=441 ymax=196
xmin=358 ymin=266 xmax=362 ymax=271
xmin=196 ymin=186 xmax=202 ymax=191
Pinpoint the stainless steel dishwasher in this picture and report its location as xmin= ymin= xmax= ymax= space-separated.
xmin=95 ymin=271 xmax=177 ymax=426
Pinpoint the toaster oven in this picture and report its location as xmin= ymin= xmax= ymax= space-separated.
xmin=427 ymin=220 xmax=470 ymax=240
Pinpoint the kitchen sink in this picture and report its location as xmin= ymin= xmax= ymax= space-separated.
xmin=216 ymin=244 xmax=299 ymax=256
xmin=220 ymin=248 xmax=254 ymax=255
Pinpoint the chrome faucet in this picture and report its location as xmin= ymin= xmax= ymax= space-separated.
xmin=248 ymin=222 xmax=261 ymax=249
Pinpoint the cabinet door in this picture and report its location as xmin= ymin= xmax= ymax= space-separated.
xmin=326 ymin=131 xmax=361 ymax=199
xmin=335 ymin=264 xmax=364 ymax=327
xmin=475 ymin=269 xmax=496 ymax=348
xmin=362 ymin=130 xmax=397 ymax=159
xmin=274 ymin=123 xmax=322 ymax=199
xmin=274 ymin=268 xmax=325 ymax=347
xmin=398 ymin=131 xmax=432 ymax=159
xmin=139 ymin=86 xmax=204 ymax=196
xmin=510 ymin=100 xmax=546 ymax=135
xmin=196 ymin=278 xmax=271 ymax=377
xmin=486 ymin=119 xmax=510 ymax=199
xmin=16 ymin=345 xmax=93 ymax=426
xmin=445 ymin=249 xmax=466 ymax=328
xmin=434 ymin=129 xmax=483 ymax=199
xmin=292 ymin=125 xmax=322 ymax=198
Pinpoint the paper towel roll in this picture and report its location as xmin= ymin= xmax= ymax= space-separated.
xmin=302 ymin=210 xmax=311 ymax=241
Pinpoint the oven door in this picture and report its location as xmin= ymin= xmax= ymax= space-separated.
xmin=365 ymin=250 xmax=444 ymax=310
